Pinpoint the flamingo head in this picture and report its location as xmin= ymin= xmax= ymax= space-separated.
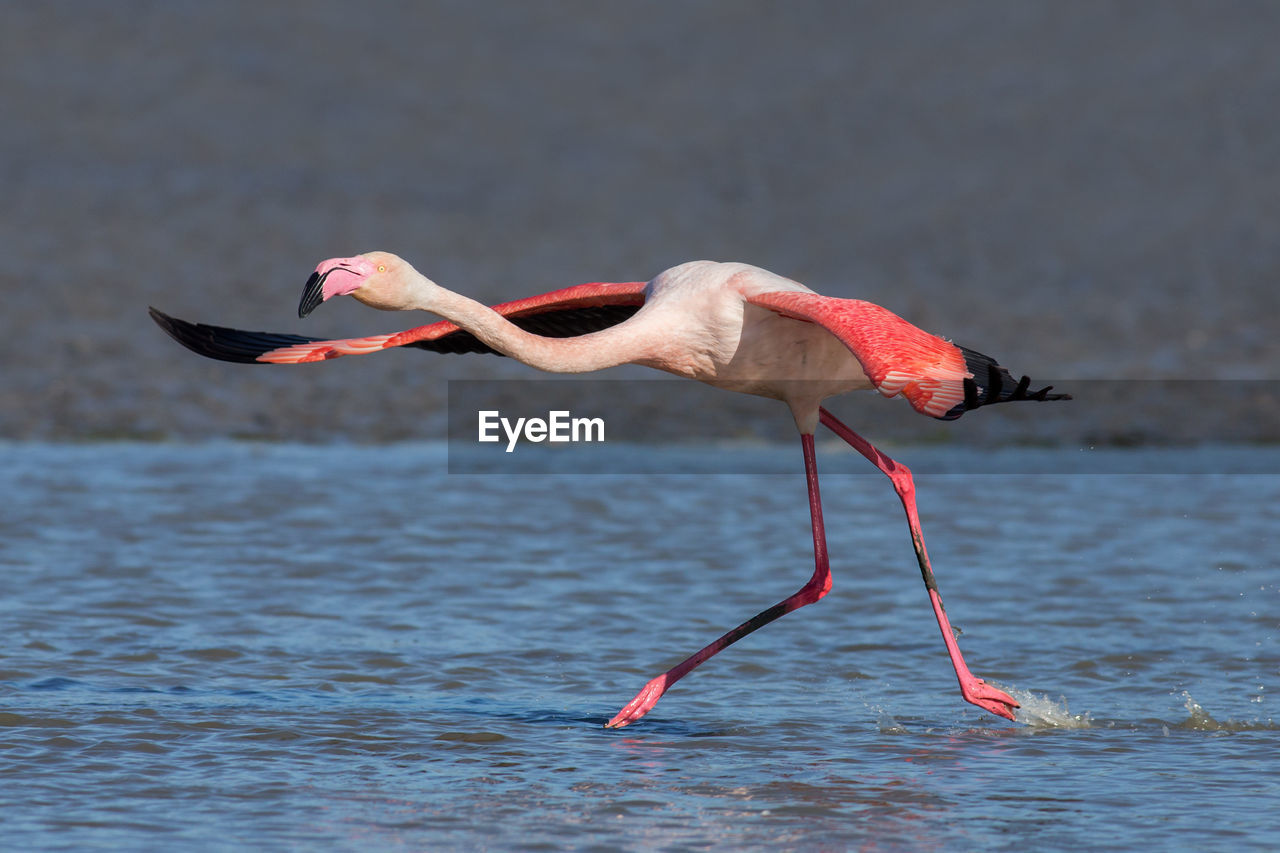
xmin=298 ymin=251 xmax=422 ymax=317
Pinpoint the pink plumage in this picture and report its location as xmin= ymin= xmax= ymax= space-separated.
xmin=151 ymin=252 xmax=1069 ymax=728
xmin=745 ymin=291 xmax=969 ymax=418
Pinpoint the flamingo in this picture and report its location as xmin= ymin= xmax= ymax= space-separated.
xmin=150 ymin=251 xmax=1068 ymax=728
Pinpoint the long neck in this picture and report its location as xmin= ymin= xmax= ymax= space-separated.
xmin=422 ymin=285 xmax=654 ymax=374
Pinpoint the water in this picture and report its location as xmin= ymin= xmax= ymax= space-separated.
xmin=1 ymin=442 xmax=1276 ymax=850
xmin=6 ymin=4 xmax=1278 ymax=846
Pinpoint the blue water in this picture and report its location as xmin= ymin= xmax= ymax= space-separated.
xmin=0 ymin=442 xmax=1276 ymax=850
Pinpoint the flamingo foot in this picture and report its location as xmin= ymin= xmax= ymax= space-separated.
xmin=604 ymin=674 xmax=670 ymax=729
xmin=960 ymin=675 xmax=1019 ymax=721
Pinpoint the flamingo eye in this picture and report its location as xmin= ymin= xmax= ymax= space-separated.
xmin=377 ymin=264 xmax=387 ymax=273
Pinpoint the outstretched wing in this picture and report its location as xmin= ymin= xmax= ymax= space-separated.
xmin=150 ymin=281 xmax=648 ymax=365
xmin=746 ymin=291 xmax=1067 ymax=420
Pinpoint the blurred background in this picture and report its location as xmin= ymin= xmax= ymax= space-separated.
xmin=3 ymin=1 xmax=1277 ymax=442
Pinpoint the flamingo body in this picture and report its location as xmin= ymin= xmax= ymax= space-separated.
xmin=151 ymin=251 xmax=1068 ymax=728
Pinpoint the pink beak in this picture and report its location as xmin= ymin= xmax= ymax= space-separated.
xmin=298 ymin=257 xmax=372 ymax=318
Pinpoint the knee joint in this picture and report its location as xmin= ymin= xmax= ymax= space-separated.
xmin=888 ymin=460 xmax=915 ymax=497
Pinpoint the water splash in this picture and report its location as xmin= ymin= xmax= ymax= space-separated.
xmin=1173 ymin=692 xmax=1277 ymax=732
xmin=1003 ymin=687 xmax=1092 ymax=728
xmin=876 ymin=708 xmax=909 ymax=734
xmin=1177 ymin=692 xmax=1220 ymax=731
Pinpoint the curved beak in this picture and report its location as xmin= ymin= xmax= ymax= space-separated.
xmin=298 ymin=270 xmax=330 ymax=319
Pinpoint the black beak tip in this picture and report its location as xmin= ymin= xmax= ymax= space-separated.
xmin=299 ymin=271 xmax=325 ymax=319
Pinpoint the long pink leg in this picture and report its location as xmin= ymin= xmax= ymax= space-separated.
xmin=818 ymin=407 xmax=1018 ymax=721
xmin=605 ymin=433 xmax=831 ymax=728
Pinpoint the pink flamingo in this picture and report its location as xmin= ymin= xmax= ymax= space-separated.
xmin=151 ymin=251 xmax=1068 ymax=728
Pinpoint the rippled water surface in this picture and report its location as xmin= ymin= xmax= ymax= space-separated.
xmin=1 ymin=442 xmax=1277 ymax=850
